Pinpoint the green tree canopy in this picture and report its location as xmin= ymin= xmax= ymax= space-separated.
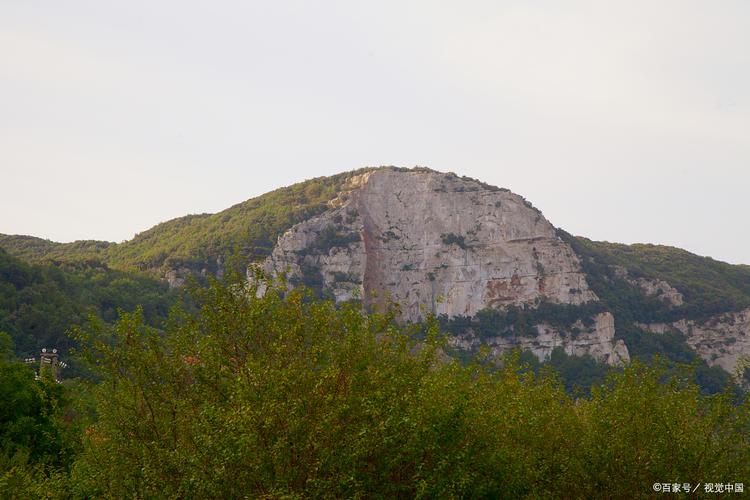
xmin=63 ymin=276 xmax=750 ymax=498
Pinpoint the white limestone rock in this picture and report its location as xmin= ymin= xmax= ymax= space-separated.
xmin=263 ymin=168 xmax=597 ymax=320
xmin=639 ymin=309 xmax=750 ymax=378
xmin=612 ymin=266 xmax=684 ymax=307
xmin=164 ymin=267 xmax=192 ymax=289
xmin=449 ymin=312 xmax=629 ymax=367
xmin=260 ymin=168 xmax=632 ymax=365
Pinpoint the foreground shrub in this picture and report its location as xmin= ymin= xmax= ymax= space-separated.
xmin=65 ymin=276 xmax=750 ymax=498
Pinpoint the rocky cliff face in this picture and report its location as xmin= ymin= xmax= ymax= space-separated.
xmin=450 ymin=312 xmax=630 ymax=366
xmin=263 ymin=169 xmax=596 ymax=318
xmin=612 ymin=266 xmax=684 ymax=307
xmin=164 ymin=256 xmax=225 ymax=289
xmin=638 ymin=309 xmax=750 ymax=378
xmin=261 ymin=168 xmax=628 ymax=365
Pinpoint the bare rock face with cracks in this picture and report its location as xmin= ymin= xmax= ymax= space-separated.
xmin=259 ymin=168 xmax=629 ymax=366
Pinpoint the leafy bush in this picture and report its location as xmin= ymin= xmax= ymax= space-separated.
xmin=310 ymin=224 xmax=361 ymax=254
xmin=61 ymin=277 xmax=750 ymax=498
xmin=440 ymin=233 xmax=467 ymax=249
xmin=0 ymin=337 xmax=84 ymax=496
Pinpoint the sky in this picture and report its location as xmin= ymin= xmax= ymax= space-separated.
xmin=1 ymin=1 xmax=748 ymax=264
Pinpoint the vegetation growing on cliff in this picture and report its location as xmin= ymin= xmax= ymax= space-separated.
xmin=440 ymin=232 xmax=468 ymax=249
xmin=309 ymin=223 xmax=361 ymax=254
xmin=565 ymin=233 xmax=750 ymax=321
xmin=439 ymin=301 xmax=608 ymax=340
xmin=557 ymin=231 xmax=745 ymax=394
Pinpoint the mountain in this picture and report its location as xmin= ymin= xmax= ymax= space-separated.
xmin=1 ymin=166 xmax=749 ymax=389
xmin=0 ymin=169 xmax=366 ymax=281
xmin=259 ymin=169 xmax=630 ymax=367
xmin=255 ymin=169 xmax=750 ymax=384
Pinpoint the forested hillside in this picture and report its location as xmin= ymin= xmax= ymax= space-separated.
xmin=0 ymin=169 xmax=371 ymax=276
xmin=3 ymin=168 xmax=750 ymax=393
xmin=561 ymin=232 xmax=746 ymax=394
xmin=0 ymin=248 xmax=175 ymax=364
xmin=568 ymin=235 xmax=750 ymax=320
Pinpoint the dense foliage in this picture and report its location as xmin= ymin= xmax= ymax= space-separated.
xmin=1 ymin=278 xmax=744 ymax=498
xmin=514 ymin=348 xmax=613 ymax=397
xmin=439 ymin=301 xmax=608 ymax=340
xmin=0 ymin=332 xmax=85 ymax=496
xmin=0 ymin=248 xmax=175 ymax=363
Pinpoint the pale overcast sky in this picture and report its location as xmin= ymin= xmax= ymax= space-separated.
xmin=1 ymin=1 xmax=748 ymax=264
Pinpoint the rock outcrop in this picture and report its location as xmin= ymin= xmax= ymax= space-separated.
xmin=612 ymin=266 xmax=684 ymax=307
xmin=263 ymin=168 xmax=597 ymax=320
xmin=260 ymin=168 xmax=628 ymax=364
xmin=165 ymin=267 xmax=192 ymax=289
xmin=638 ymin=308 xmax=750 ymax=378
xmin=164 ymin=256 xmax=225 ymax=289
xmin=449 ymin=312 xmax=630 ymax=366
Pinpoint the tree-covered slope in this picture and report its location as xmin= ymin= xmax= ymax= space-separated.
xmin=104 ymin=169 xmax=353 ymax=271
xmin=564 ymin=234 xmax=750 ymax=323
xmin=0 ymin=248 xmax=175 ymax=360
xmin=0 ymin=235 xmax=112 ymax=266
xmin=1 ymin=169 xmax=373 ymax=275
xmin=559 ymin=232 xmax=749 ymax=393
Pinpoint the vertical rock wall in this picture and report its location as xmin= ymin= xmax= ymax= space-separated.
xmin=263 ymin=168 xmax=597 ymax=320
